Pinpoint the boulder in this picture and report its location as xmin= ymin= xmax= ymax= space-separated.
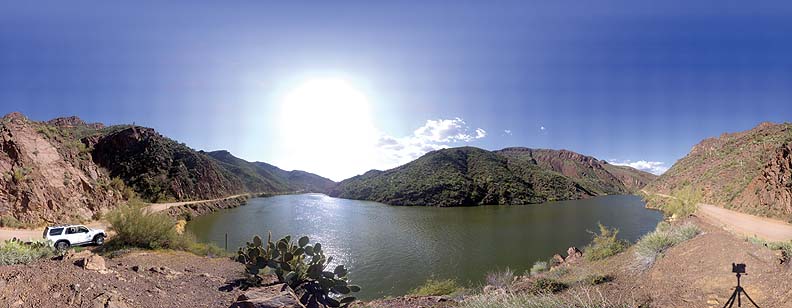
xmin=564 ymin=246 xmax=583 ymax=263
xmin=64 ymin=249 xmax=94 ymax=261
xmin=551 ymin=254 xmax=565 ymax=266
xmin=83 ymin=254 xmax=106 ymax=271
xmin=229 ymin=283 xmax=305 ymax=308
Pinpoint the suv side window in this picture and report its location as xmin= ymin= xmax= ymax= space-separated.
xmin=49 ymin=228 xmax=64 ymax=236
xmin=77 ymin=226 xmax=89 ymax=233
xmin=65 ymin=227 xmax=77 ymax=235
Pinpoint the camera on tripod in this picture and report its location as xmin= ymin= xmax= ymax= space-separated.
xmin=732 ymin=263 xmax=746 ymax=274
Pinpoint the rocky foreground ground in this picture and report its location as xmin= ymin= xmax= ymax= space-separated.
xmin=1 ymin=217 xmax=792 ymax=308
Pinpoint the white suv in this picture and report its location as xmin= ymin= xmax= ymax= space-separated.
xmin=43 ymin=225 xmax=106 ymax=250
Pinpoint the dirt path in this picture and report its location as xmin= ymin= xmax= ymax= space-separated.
xmin=643 ymin=190 xmax=792 ymax=242
xmin=0 ymin=194 xmax=254 ymax=242
xmin=144 ymin=193 xmax=252 ymax=213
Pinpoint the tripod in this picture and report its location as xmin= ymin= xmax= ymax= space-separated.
xmin=722 ymin=272 xmax=759 ymax=308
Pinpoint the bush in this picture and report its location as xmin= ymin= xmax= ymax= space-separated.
xmin=634 ymin=223 xmax=700 ymax=270
xmin=237 ymin=233 xmax=359 ymax=307
xmin=584 ymin=223 xmax=628 ymax=261
xmin=485 ymin=267 xmax=514 ymax=289
xmin=581 ymin=274 xmax=613 ymax=286
xmin=410 ymin=279 xmax=462 ymax=296
xmin=0 ymin=215 xmax=27 ymax=228
xmin=104 ymin=200 xmax=226 ymax=256
xmin=529 ymin=261 xmax=549 ymax=276
xmin=106 ymin=201 xmax=181 ymax=249
xmin=0 ymin=239 xmax=55 ymax=265
xmin=746 ymin=237 xmax=792 ymax=263
xmin=529 ymin=278 xmax=567 ymax=294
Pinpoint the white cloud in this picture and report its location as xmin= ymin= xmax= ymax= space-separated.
xmin=413 ymin=117 xmax=485 ymax=143
xmin=504 ymin=129 xmax=512 ymax=135
xmin=374 ymin=117 xmax=487 ymax=169
xmin=609 ymin=160 xmax=669 ymax=175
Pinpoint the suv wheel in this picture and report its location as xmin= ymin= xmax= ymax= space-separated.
xmin=93 ymin=234 xmax=105 ymax=245
xmin=55 ymin=241 xmax=70 ymax=251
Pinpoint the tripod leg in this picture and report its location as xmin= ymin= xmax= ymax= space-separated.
xmin=740 ymin=289 xmax=760 ymax=308
xmin=738 ymin=289 xmax=742 ymax=307
xmin=723 ymin=289 xmax=737 ymax=308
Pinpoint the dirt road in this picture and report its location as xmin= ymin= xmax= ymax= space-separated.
xmin=0 ymin=193 xmax=253 ymax=242
xmin=644 ymin=190 xmax=792 ymax=242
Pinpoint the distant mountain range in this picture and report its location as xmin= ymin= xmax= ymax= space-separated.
xmin=645 ymin=122 xmax=792 ymax=220
xmin=329 ymin=146 xmax=656 ymax=206
xmin=0 ymin=112 xmax=333 ymax=224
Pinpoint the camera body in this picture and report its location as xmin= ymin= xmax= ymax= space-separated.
xmin=732 ymin=263 xmax=746 ymax=274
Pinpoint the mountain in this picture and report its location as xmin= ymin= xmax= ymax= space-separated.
xmin=0 ymin=113 xmax=124 ymax=225
xmin=0 ymin=112 xmax=332 ymax=224
xmin=206 ymin=151 xmax=335 ymax=194
xmin=329 ymin=146 xmax=656 ymax=206
xmin=644 ymin=122 xmax=792 ymax=220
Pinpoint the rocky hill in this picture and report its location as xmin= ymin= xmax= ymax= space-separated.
xmin=0 ymin=112 xmax=332 ymax=225
xmin=644 ymin=122 xmax=792 ymax=220
xmin=207 ymin=151 xmax=335 ymax=193
xmin=0 ymin=113 xmax=124 ymax=225
xmin=329 ymin=146 xmax=655 ymax=206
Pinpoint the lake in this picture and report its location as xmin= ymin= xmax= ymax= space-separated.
xmin=186 ymin=194 xmax=662 ymax=299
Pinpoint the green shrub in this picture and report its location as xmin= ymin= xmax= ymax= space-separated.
xmin=237 ymin=233 xmax=359 ymax=307
xmin=106 ymin=201 xmax=180 ymax=249
xmin=0 ymin=215 xmax=26 ymax=228
xmin=634 ymin=223 xmax=700 ymax=270
xmin=485 ymin=267 xmax=514 ymax=289
xmin=529 ymin=278 xmax=567 ymax=294
xmin=746 ymin=237 xmax=792 ymax=263
xmin=409 ymin=279 xmax=462 ymax=297
xmin=584 ymin=223 xmax=628 ymax=261
xmin=581 ymin=274 xmax=613 ymax=286
xmin=529 ymin=261 xmax=548 ymax=276
xmin=0 ymin=239 xmax=55 ymax=265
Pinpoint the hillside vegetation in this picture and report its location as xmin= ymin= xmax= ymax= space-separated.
xmin=0 ymin=112 xmax=333 ymax=225
xmin=330 ymin=146 xmax=655 ymax=206
xmin=644 ymin=122 xmax=792 ymax=220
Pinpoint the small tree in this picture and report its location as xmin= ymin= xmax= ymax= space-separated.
xmin=236 ymin=233 xmax=359 ymax=307
xmin=584 ymin=223 xmax=628 ymax=261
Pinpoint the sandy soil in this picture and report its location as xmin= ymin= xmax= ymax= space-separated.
xmin=572 ymin=217 xmax=792 ymax=307
xmin=0 ymin=250 xmax=245 ymax=308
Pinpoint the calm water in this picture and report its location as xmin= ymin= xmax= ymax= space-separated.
xmin=186 ymin=194 xmax=662 ymax=299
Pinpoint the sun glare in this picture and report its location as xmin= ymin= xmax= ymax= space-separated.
xmin=278 ymin=78 xmax=379 ymax=180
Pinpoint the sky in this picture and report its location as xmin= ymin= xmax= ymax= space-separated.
xmin=1 ymin=1 xmax=792 ymax=181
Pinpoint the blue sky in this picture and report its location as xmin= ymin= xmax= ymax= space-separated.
xmin=2 ymin=1 xmax=791 ymax=180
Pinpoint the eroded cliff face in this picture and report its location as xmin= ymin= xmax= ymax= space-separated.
xmin=646 ymin=122 xmax=792 ymax=220
xmin=732 ymin=143 xmax=792 ymax=218
xmin=0 ymin=113 xmax=122 ymax=225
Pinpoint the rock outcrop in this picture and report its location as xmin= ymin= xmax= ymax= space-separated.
xmin=645 ymin=122 xmax=792 ymax=220
xmin=0 ymin=113 xmax=123 ymax=225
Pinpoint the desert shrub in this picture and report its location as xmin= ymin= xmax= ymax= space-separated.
xmin=544 ymin=266 xmax=570 ymax=280
xmin=581 ymin=274 xmax=613 ymax=286
xmin=529 ymin=278 xmax=567 ymax=294
xmin=584 ymin=223 xmax=628 ymax=261
xmin=237 ymin=233 xmax=359 ymax=307
xmin=0 ymin=215 xmax=26 ymax=228
xmin=410 ymin=279 xmax=462 ymax=296
xmin=460 ymin=288 xmax=636 ymax=308
xmin=634 ymin=223 xmax=700 ymax=270
xmin=106 ymin=201 xmax=180 ymax=249
xmin=0 ymin=239 xmax=55 ymax=265
xmin=529 ymin=261 xmax=548 ymax=276
xmin=746 ymin=237 xmax=792 ymax=263
xmin=485 ymin=267 xmax=514 ymax=289
xmin=660 ymin=186 xmax=701 ymax=218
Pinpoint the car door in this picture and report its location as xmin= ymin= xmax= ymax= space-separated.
xmin=76 ymin=226 xmax=91 ymax=244
xmin=64 ymin=227 xmax=80 ymax=243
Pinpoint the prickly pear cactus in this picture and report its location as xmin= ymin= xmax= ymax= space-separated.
xmin=236 ymin=232 xmax=359 ymax=307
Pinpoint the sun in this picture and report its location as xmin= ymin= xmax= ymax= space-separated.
xmin=277 ymin=77 xmax=379 ymax=180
